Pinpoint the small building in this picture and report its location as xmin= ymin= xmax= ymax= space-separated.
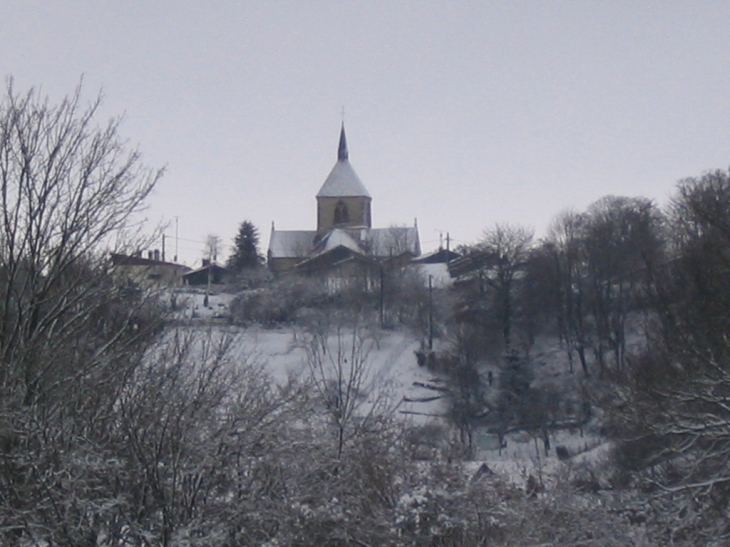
xmin=409 ymin=247 xmax=461 ymax=289
xmin=412 ymin=248 xmax=460 ymax=265
xmin=111 ymin=252 xmax=190 ymax=288
xmin=182 ymin=261 xmax=230 ymax=286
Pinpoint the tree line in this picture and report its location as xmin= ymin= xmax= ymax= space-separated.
xmin=441 ymin=172 xmax=730 ymax=539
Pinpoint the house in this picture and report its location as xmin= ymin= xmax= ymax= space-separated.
xmin=111 ymin=251 xmax=191 ymax=287
xmin=410 ymin=248 xmax=461 ymax=289
xmin=267 ymin=124 xmax=421 ymax=277
xmin=412 ymin=247 xmax=460 ymax=265
xmin=182 ymin=260 xmax=230 ymax=286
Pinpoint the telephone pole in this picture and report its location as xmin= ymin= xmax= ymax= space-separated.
xmin=428 ymin=275 xmax=434 ymax=350
xmin=174 ymin=216 xmax=179 ymax=263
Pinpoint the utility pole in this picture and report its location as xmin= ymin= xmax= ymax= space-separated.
xmin=204 ymin=235 xmax=218 ymax=309
xmin=428 ymin=274 xmax=434 ymax=350
xmin=204 ymin=265 xmax=211 ymax=308
xmin=174 ymin=216 xmax=179 ymax=263
xmin=379 ymin=266 xmax=385 ymax=328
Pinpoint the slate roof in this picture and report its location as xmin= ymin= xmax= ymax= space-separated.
xmin=268 ymin=230 xmax=317 ymax=259
xmin=412 ymin=248 xmax=460 ymax=264
xmin=316 ymin=125 xmax=371 ymax=199
xmin=268 ymin=227 xmax=420 ymax=260
xmin=182 ymin=262 xmax=229 ymax=285
xmin=311 ymin=228 xmax=364 ymax=254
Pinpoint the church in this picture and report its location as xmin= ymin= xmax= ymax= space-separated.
xmin=267 ymin=124 xmax=421 ymax=276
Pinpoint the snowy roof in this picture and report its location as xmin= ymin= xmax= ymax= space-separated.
xmin=316 ymin=125 xmax=371 ymax=199
xmin=182 ymin=262 xmax=228 ymax=276
xmin=314 ymin=228 xmax=364 ymax=254
xmin=110 ymin=253 xmax=190 ymax=270
xmin=412 ymin=248 xmax=460 ymax=264
xmin=316 ymin=160 xmax=371 ymax=198
xmin=268 ymin=227 xmax=420 ymax=261
xmin=310 ymin=227 xmax=421 ymax=258
xmin=268 ymin=230 xmax=316 ymax=258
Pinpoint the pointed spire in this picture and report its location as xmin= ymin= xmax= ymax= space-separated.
xmin=338 ymin=123 xmax=349 ymax=161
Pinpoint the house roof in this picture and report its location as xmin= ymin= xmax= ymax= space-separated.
xmin=182 ymin=262 xmax=229 ymax=277
xmin=268 ymin=230 xmax=317 ymax=259
xmin=295 ymin=245 xmax=381 ymax=273
xmin=316 ymin=125 xmax=371 ymax=199
xmin=412 ymin=248 xmax=460 ymax=264
xmin=110 ymin=253 xmax=190 ymax=270
xmin=447 ymin=250 xmax=502 ymax=278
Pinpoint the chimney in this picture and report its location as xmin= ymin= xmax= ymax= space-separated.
xmin=153 ymin=249 xmax=160 ymax=262
xmin=202 ymin=258 xmax=210 ymax=267
xmin=148 ymin=250 xmax=153 ymax=260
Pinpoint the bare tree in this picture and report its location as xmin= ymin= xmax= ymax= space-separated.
xmin=204 ymin=233 xmax=221 ymax=263
xmin=0 ymin=79 xmax=163 ymax=545
xmin=303 ymin=312 xmax=393 ymax=460
xmin=605 ymin=172 xmax=730 ymax=541
xmin=381 ymin=224 xmax=414 ymax=257
xmin=0 ymin=79 xmax=163 ymax=397
xmin=581 ymin=196 xmax=663 ymax=373
xmin=546 ymin=210 xmax=592 ymax=375
xmin=116 ymin=327 xmax=300 ymax=546
xmin=478 ymin=223 xmax=534 ymax=348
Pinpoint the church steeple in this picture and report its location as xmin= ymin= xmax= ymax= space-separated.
xmin=338 ymin=123 xmax=349 ymax=161
xmin=317 ymin=124 xmax=370 ymax=199
xmin=317 ymin=123 xmax=372 ymax=235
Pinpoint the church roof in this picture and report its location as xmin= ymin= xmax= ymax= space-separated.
xmin=267 ymin=226 xmax=421 ymax=261
xmin=316 ymin=125 xmax=371 ymax=199
xmin=314 ymin=228 xmax=364 ymax=254
xmin=268 ymin=230 xmax=316 ymax=258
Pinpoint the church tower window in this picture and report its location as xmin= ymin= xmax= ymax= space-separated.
xmin=334 ymin=200 xmax=350 ymax=225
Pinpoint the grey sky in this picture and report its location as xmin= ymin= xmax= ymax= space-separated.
xmin=2 ymin=2 xmax=729 ymax=264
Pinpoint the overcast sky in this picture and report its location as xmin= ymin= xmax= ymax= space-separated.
xmin=2 ymin=1 xmax=730 ymax=265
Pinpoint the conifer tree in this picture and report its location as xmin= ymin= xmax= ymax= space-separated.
xmin=227 ymin=220 xmax=262 ymax=273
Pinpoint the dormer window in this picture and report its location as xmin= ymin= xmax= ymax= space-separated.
xmin=334 ymin=200 xmax=350 ymax=225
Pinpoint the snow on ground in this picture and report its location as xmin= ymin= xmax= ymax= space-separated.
xmin=166 ymin=288 xmax=451 ymax=423
xmin=472 ymin=429 xmax=610 ymax=488
xmin=213 ymin=322 xmax=609 ymax=480
xmin=170 ymin=287 xmax=237 ymax=320
xmin=235 ymin=325 xmax=450 ymax=425
xmin=165 ymin=288 xmax=611 ymax=482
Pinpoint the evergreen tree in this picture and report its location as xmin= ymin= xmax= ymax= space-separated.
xmin=227 ymin=221 xmax=262 ymax=273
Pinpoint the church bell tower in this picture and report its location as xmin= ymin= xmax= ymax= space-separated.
xmin=316 ymin=124 xmax=372 ymax=236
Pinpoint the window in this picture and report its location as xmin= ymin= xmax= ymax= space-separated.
xmin=334 ymin=201 xmax=350 ymax=225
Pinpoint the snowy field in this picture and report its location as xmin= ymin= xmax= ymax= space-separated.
xmin=171 ymin=288 xmax=609 ymax=482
